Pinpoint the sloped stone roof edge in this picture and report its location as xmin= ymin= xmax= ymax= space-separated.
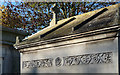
xmin=14 ymin=25 xmax=120 ymax=50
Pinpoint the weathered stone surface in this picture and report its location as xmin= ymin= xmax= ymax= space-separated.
xmin=1 ymin=26 xmax=29 ymax=45
xmin=20 ymin=32 xmax=118 ymax=73
xmin=0 ymin=26 xmax=29 ymax=74
xmin=21 ymin=3 xmax=120 ymax=43
xmin=13 ymin=3 xmax=120 ymax=73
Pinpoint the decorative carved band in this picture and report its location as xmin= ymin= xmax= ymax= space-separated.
xmin=22 ymin=52 xmax=112 ymax=68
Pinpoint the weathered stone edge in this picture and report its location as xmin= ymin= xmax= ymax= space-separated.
xmin=0 ymin=26 xmax=29 ymax=36
xmin=14 ymin=25 xmax=120 ymax=50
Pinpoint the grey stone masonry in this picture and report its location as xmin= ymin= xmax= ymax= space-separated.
xmin=0 ymin=26 xmax=29 ymax=74
xmin=14 ymin=3 xmax=120 ymax=73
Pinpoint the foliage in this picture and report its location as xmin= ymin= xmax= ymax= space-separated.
xmin=0 ymin=2 xmax=118 ymax=34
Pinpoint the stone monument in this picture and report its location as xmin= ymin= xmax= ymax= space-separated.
xmin=0 ymin=26 xmax=29 ymax=74
xmin=14 ymin=3 xmax=120 ymax=74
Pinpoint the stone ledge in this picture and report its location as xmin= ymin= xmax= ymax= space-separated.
xmin=20 ymin=32 xmax=117 ymax=53
xmin=14 ymin=25 xmax=119 ymax=50
xmin=0 ymin=26 xmax=29 ymax=45
xmin=0 ymin=26 xmax=29 ymax=36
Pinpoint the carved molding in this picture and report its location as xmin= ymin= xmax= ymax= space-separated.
xmin=22 ymin=52 xmax=112 ymax=68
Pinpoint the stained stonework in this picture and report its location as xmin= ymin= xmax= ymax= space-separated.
xmin=0 ymin=26 xmax=29 ymax=74
xmin=21 ymin=3 xmax=120 ymax=41
xmin=14 ymin=3 xmax=120 ymax=73
xmin=22 ymin=52 xmax=112 ymax=68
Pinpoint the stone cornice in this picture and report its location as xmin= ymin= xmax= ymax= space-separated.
xmin=14 ymin=25 xmax=120 ymax=50
xmin=0 ymin=26 xmax=29 ymax=36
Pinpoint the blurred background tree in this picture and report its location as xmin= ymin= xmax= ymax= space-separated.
xmin=0 ymin=2 xmax=118 ymax=34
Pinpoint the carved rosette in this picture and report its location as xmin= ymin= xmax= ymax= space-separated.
xmin=55 ymin=57 xmax=62 ymax=67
